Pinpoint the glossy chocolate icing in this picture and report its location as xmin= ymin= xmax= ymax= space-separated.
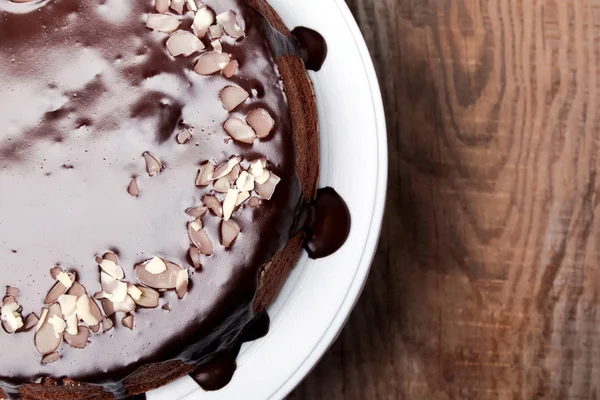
xmin=0 ymin=0 xmax=347 ymax=397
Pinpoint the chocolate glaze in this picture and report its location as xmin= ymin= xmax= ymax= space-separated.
xmin=291 ymin=27 xmax=328 ymax=72
xmin=0 ymin=0 xmax=347 ymax=397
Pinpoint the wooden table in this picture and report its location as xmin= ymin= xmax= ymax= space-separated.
xmin=290 ymin=0 xmax=600 ymax=398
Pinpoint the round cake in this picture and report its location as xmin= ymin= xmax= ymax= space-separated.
xmin=0 ymin=0 xmax=350 ymax=398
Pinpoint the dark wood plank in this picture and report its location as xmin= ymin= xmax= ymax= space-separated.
xmin=290 ymin=0 xmax=600 ymax=398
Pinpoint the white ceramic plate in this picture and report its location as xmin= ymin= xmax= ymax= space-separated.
xmin=148 ymin=0 xmax=387 ymax=398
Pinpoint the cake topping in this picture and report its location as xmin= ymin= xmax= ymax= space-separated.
xmin=1 ymin=295 xmax=23 ymax=334
xmin=155 ymin=0 xmax=170 ymax=14
xmin=224 ymin=117 xmax=256 ymax=144
xmin=146 ymin=14 xmax=181 ymax=33
xmin=216 ymin=11 xmax=245 ymax=39
xmin=221 ymin=221 xmax=240 ymax=248
xmin=143 ymin=152 xmax=164 ymax=177
xmin=41 ymin=352 xmax=60 ymax=365
xmin=192 ymin=7 xmax=215 ymax=38
xmin=135 ymin=259 xmax=182 ymax=289
xmin=127 ymin=178 xmax=140 ymax=197
xmin=167 ymin=31 xmax=205 ymax=57
xmin=220 ymin=86 xmax=250 ymax=112
xmin=195 ymin=52 xmax=231 ymax=76
xmin=176 ymin=129 xmax=192 ymax=144
xmin=122 ymin=314 xmax=134 ymax=330
xmin=246 ymin=109 xmax=275 ymax=139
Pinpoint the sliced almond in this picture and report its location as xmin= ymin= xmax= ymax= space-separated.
xmin=221 ymin=220 xmax=240 ymax=248
xmin=102 ymin=317 xmax=114 ymax=332
xmin=6 ymin=287 xmax=19 ymax=298
xmin=176 ymin=129 xmax=192 ymax=144
xmin=195 ymin=162 xmax=214 ymax=186
xmin=36 ymin=308 xmax=48 ymax=333
xmin=111 ymin=295 xmax=136 ymax=314
xmin=100 ymin=298 xmax=115 ymax=317
xmin=155 ymin=0 xmax=170 ymax=13
xmin=186 ymin=206 xmax=208 ymax=218
xmin=224 ymin=117 xmax=255 ymax=144
xmin=67 ymin=282 xmax=86 ymax=298
xmin=23 ymin=313 xmax=39 ymax=331
xmin=143 ymin=151 xmax=163 ymax=177
xmin=216 ymin=11 xmax=245 ymax=39
xmin=189 ymin=247 xmax=202 ymax=270
xmin=41 ymin=352 xmax=60 ymax=365
xmin=192 ymin=6 xmax=215 ymax=38
xmin=222 ymin=60 xmax=239 ymax=78
xmin=255 ymin=172 xmax=281 ymax=200
xmin=76 ymin=296 xmax=101 ymax=326
xmin=144 ymin=256 xmax=167 ymax=274
xmin=100 ymin=273 xmax=128 ymax=303
xmin=91 ymin=324 xmax=100 ymax=334
xmin=44 ymin=282 xmax=68 ymax=305
xmin=175 ymin=269 xmax=189 ymax=299
xmin=194 ymin=51 xmax=230 ymax=76
xmin=211 ymin=39 xmax=223 ymax=53
xmin=202 ymin=195 xmax=223 ymax=217
xmin=56 ymin=271 xmax=74 ymax=289
xmin=213 ymin=176 xmax=230 ymax=193
xmin=212 ymin=156 xmax=242 ymax=179
xmin=127 ymin=178 xmax=140 ymax=197
xmin=209 ymin=24 xmax=223 ymax=39
xmin=127 ymin=284 xmax=143 ymax=301
xmin=1 ymin=299 xmax=23 ymax=334
xmin=133 ymin=286 xmax=160 ymax=308
xmin=48 ymin=315 xmax=66 ymax=336
xmin=146 ymin=14 xmax=181 ymax=33
xmin=167 ymin=31 xmax=205 ymax=57
xmin=246 ymin=108 xmax=274 ymax=139
xmin=98 ymin=259 xmax=124 ymax=280
xmin=220 ymin=86 xmax=249 ymax=112
xmin=188 ymin=225 xmax=214 ymax=256
xmin=228 ymin=164 xmax=241 ymax=181
xmin=236 ymin=171 xmax=254 ymax=192
xmin=122 ymin=314 xmax=134 ymax=330
xmin=255 ymin=169 xmax=270 ymax=185
xmin=64 ymin=326 xmax=90 ymax=349
xmin=185 ymin=0 xmax=197 ymax=12
xmin=135 ymin=260 xmax=182 ymax=289
xmin=34 ymin=304 xmax=63 ymax=355
xmin=250 ymin=159 xmax=264 ymax=179
xmin=65 ymin=313 xmax=78 ymax=335
xmin=222 ymin=189 xmax=239 ymax=221
xmin=170 ymin=0 xmax=184 ymax=13
xmin=57 ymin=294 xmax=77 ymax=316
xmin=236 ymin=190 xmax=250 ymax=206
xmin=50 ymin=266 xmax=63 ymax=280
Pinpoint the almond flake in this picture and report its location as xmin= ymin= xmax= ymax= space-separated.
xmin=112 ymin=295 xmax=136 ymax=314
xmin=194 ymin=51 xmax=230 ymax=76
xmin=135 ymin=260 xmax=182 ymax=289
xmin=170 ymin=0 xmax=184 ymax=13
xmin=255 ymin=172 xmax=281 ymax=200
xmin=211 ymin=39 xmax=223 ymax=53
xmin=143 ymin=151 xmax=163 ymax=177
xmin=155 ymin=0 xmax=170 ymax=13
xmin=250 ymin=159 xmax=264 ymax=178
xmin=44 ymin=282 xmax=69 ymax=305
xmin=64 ymin=326 xmax=90 ymax=349
xmin=67 ymin=282 xmax=86 ymax=298
xmin=145 ymin=256 xmax=167 ymax=274
xmin=127 ymin=284 xmax=143 ymax=301
xmin=36 ymin=309 xmax=49 ymax=333
xmin=224 ymin=117 xmax=256 ymax=144
xmin=228 ymin=164 xmax=241 ymax=181
xmin=209 ymin=24 xmax=223 ymax=39
xmin=255 ymin=169 xmax=270 ymax=185
xmin=213 ymin=176 xmax=230 ymax=193
xmin=222 ymin=189 xmax=239 ymax=221
xmin=176 ymin=129 xmax=192 ymax=144
xmin=48 ymin=315 xmax=66 ymax=337
xmin=56 ymin=271 xmax=74 ymax=289
xmin=196 ymin=162 xmax=214 ymax=186
xmin=189 ymin=247 xmax=202 ymax=270
xmin=50 ymin=266 xmax=63 ymax=280
xmin=1 ymin=299 xmax=23 ymax=334
xmin=221 ymin=220 xmax=240 ymax=248
xmin=186 ymin=206 xmax=208 ymax=218
xmin=202 ymin=195 xmax=223 ymax=217
xmin=128 ymin=178 xmax=140 ymax=197
xmin=99 ymin=259 xmax=124 ymax=280
xmin=41 ymin=352 xmax=60 ymax=365
xmin=175 ymin=269 xmax=189 ymax=299
xmin=236 ymin=190 xmax=250 ymax=206
xmin=23 ymin=313 xmax=39 ymax=331
xmin=190 ymin=219 xmax=203 ymax=232
xmin=122 ymin=314 xmax=134 ymax=330
xmin=133 ymin=286 xmax=160 ymax=308
xmin=212 ymin=156 xmax=242 ymax=179
xmin=236 ymin=171 xmax=254 ymax=192
xmin=6 ymin=287 xmax=19 ymax=298
xmin=100 ymin=272 xmax=128 ymax=303
xmin=102 ymin=317 xmax=114 ymax=332
xmin=76 ymin=296 xmax=101 ymax=326
xmin=220 ymin=86 xmax=249 ymax=112
xmin=216 ymin=11 xmax=245 ymax=39
xmin=222 ymin=60 xmax=239 ymax=78
xmin=65 ymin=313 xmax=78 ymax=335
xmin=188 ymin=225 xmax=214 ymax=255
xmin=192 ymin=6 xmax=215 ymax=38
xmin=167 ymin=31 xmax=205 ymax=57
xmin=246 ymin=108 xmax=274 ymax=139
xmin=185 ymin=0 xmax=197 ymax=12
xmin=57 ymin=294 xmax=77 ymax=316
xmin=146 ymin=14 xmax=181 ymax=33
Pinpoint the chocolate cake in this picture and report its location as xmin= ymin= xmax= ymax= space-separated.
xmin=0 ymin=0 xmax=351 ymax=398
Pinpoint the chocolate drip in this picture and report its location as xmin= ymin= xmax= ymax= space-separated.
xmin=291 ymin=27 xmax=328 ymax=72
xmin=190 ymin=311 xmax=270 ymax=391
xmin=303 ymin=188 xmax=351 ymax=259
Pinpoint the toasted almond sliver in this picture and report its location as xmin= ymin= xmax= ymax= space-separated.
xmin=48 ymin=315 xmax=66 ymax=336
xmin=176 ymin=129 xmax=192 ymax=144
xmin=41 ymin=352 xmax=60 ymax=365
xmin=188 ymin=225 xmax=214 ymax=256
xmin=111 ymin=295 xmax=136 ymax=314
xmin=221 ymin=220 xmax=240 ymax=248
xmin=185 ymin=0 xmax=197 ymax=12
xmin=127 ymin=178 xmax=140 ymax=197
xmin=127 ymin=284 xmax=143 ymax=301
xmin=236 ymin=191 xmax=250 ymax=206
xmin=212 ymin=156 xmax=242 ymax=180
xmin=228 ymin=164 xmax=241 ymax=181
xmin=155 ymin=0 xmax=170 ymax=13
xmin=143 ymin=152 xmax=163 ymax=177
xmin=224 ymin=117 xmax=256 ymax=144
xmin=133 ymin=286 xmax=160 ymax=308
xmin=223 ymin=189 xmax=239 ymax=221
xmin=100 ymin=273 xmax=128 ymax=303
xmin=175 ymin=269 xmax=189 ymax=299
xmin=56 ymin=271 xmax=74 ymax=289
xmin=192 ymin=6 xmax=215 ymax=38
xmin=189 ymin=247 xmax=202 ymax=270
xmin=102 ymin=317 xmax=114 ymax=332
xmin=216 ymin=11 xmax=245 ymax=39
xmin=135 ymin=260 xmax=182 ymax=289
xmin=145 ymin=256 xmax=168 ymax=274
xmin=50 ymin=266 xmax=63 ymax=280
xmin=196 ymin=162 xmax=214 ymax=186
xmin=255 ymin=172 xmax=281 ymax=200
xmin=246 ymin=108 xmax=275 ymax=139
xmin=64 ymin=326 xmax=90 ymax=349
xmin=186 ymin=206 xmax=208 ymax=218
xmin=122 ymin=314 xmax=134 ymax=330
xmin=36 ymin=309 xmax=48 ymax=333
xmin=170 ymin=0 xmax=184 ymax=13
xmin=202 ymin=195 xmax=223 ymax=217
xmin=76 ymin=295 xmax=100 ymax=326
xmin=44 ymin=281 xmax=68 ymax=305
xmin=212 ymin=39 xmax=223 ymax=53
xmin=99 ymin=259 xmax=124 ymax=280
xmin=57 ymin=294 xmax=77 ymax=316
xmin=35 ymin=304 xmax=63 ymax=355
xmin=6 ymin=287 xmax=18 ymax=298
xmin=23 ymin=313 xmax=39 ymax=332
xmin=146 ymin=14 xmax=181 ymax=33
xmin=194 ymin=52 xmax=230 ymax=76
xmin=190 ymin=219 xmax=203 ymax=232
xmin=220 ymin=86 xmax=249 ymax=112
xmin=209 ymin=24 xmax=223 ymax=39
xmin=213 ymin=176 xmax=230 ymax=193
xmin=250 ymin=159 xmax=264 ymax=179
xmin=223 ymin=60 xmax=239 ymax=78
xmin=255 ymin=169 xmax=270 ymax=185
xmin=167 ymin=31 xmax=205 ymax=57
xmin=65 ymin=313 xmax=78 ymax=335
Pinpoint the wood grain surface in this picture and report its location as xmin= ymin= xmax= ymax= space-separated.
xmin=290 ymin=0 xmax=600 ymax=399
